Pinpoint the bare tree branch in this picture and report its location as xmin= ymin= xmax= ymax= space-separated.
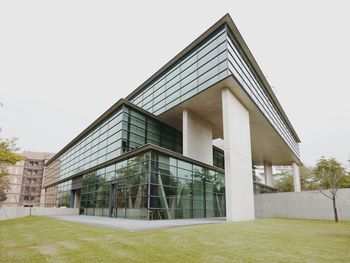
xmin=319 ymin=190 xmax=332 ymax=200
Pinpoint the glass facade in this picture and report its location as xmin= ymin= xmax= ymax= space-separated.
xmin=81 ymin=152 xmax=149 ymax=219
xmin=45 ymin=148 xmax=226 ymax=220
xmin=43 ymin=105 xmax=182 ymax=188
xmin=129 ymin=24 xmax=299 ymax=158
xmin=43 ymin=17 xmax=296 ymax=220
xmin=213 ymin=147 xmax=225 ymax=169
xmin=44 ymin=146 xmax=271 ymax=218
xmin=44 ymin=101 xmax=229 ymax=220
xmin=45 ymin=180 xmax=72 ymax=208
xmin=130 ymin=26 xmax=229 ymax=116
xmin=226 ymin=30 xmax=299 ymax=157
xmin=149 ymin=151 xmax=225 ymax=219
xmin=123 ymin=106 xmax=182 ymax=154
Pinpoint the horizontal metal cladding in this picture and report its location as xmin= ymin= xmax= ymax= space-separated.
xmin=129 ymin=23 xmax=299 ymax=158
xmin=129 ymin=25 xmax=230 ymax=115
xmin=43 ymin=107 xmax=125 ymax=188
xmin=43 ymin=104 xmax=182 ymax=188
xmin=225 ymin=27 xmax=300 ymax=157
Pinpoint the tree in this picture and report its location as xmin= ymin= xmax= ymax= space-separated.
xmin=274 ymin=171 xmax=294 ymax=192
xmin=300 ymin=166 xmax=320 ymax=190
xmin=0 ymin=135 xmax=23 ymax=205
xmin=313 ymin=157 xmax=348 ymax=222
xmin=274 ymin=166 xmax=317 ymax=192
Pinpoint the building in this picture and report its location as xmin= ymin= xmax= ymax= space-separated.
xmin=5 ymin=151 xmax=54 ymax=206
xmin=42 ymin=14 xmax=302 ymax=221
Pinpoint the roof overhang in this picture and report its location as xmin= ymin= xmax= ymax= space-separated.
xmin=157 ymin=76 xmax=302 ymax=166
xmin=47 ymin=13 xmax=301 ymax=167
xmin=125 ymin=13 xmax=301 ymax=144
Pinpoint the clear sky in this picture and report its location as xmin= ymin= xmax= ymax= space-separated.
xmin=1 ymin=0 xmax=349 ymax=168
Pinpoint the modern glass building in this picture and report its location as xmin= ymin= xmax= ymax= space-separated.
xmin=42 ymin=14 xmax=300 ymax=221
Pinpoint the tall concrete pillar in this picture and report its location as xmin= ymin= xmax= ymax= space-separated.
xmin=182 ymin=109 xmax=213 ymax=165
xmin=40 ymin=188 xmax=46 ymax=207
xmin=292 ymin=162 xmax=301 ymax=192
xmin=221 ymin=88 xmax=255 ymax=221
xmin=264 ymin=161 xmax=273 ymax=187
xmin=74 ymin=190 xmax=81 ymax=208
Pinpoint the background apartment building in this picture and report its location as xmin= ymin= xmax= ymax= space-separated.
xmin=5 ymin=151 xmax=54 ymax=206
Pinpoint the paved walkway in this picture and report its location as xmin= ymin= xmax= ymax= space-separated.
xmin=51 ymin=215 xmax=226 ymax=231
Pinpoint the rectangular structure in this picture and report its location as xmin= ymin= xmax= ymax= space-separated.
xmin=182 ymin=109 xmax=213 ymax=165
xmin=221 ymin=88 xmax=255 ymax=220
xmin=4 ymin=151 xmax=54 ymax=207
xmin=42 ymin=14 xmax=301 ymax=221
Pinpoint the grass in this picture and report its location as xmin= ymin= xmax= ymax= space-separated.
xmin=0 ymin=217 xmax=349 ymax=262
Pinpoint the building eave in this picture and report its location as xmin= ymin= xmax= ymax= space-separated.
xmin=46 ymin=13 xmax=301 ymax=167
xmin=125 ymin=13 xmax=301 ymax=143
xmin=223 ymin=15 xmax=301 ymax=143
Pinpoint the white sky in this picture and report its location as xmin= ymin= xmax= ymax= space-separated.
xmin=1 ymin=0 xmax=349 ymax=168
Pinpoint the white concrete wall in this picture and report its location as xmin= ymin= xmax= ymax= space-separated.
xmin=222 ymin=88 xmax=255 ymax=221
xmin=0 ymin=206 xmax=79 ymax=221
xmin=182 ymin=109 xmax=213 ymax=165
xmin=255 ymin=188 xmax=350 ymax=220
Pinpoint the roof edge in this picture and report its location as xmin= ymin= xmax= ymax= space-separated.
xmin=223 ymin=15 xmax=301 ymax=143
xmin=45 ymin=99 xmax=161 ymax=166
xmin=47 ymin=13 xmax=301 ymax=167
xmin=125 ymin=13 xmax=301 ymax=143
xmin=125 ymin=13 xmax=230 ymax=101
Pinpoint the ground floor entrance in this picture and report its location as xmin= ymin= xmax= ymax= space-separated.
xmin=54 ymin=149 xmax=276 ymax=220
xmin=64 ymin=149 xmax=226 ymax=220
xmin=109 ymin=180 xmax=128 ymax=218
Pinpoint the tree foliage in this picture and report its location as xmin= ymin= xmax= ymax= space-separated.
xmin=274 ymin=166 xmax=317 ymax=192
xmin=274 ymin=161 xmax=350 ymax=194
xmin=274 ymin=172 xmax=293 ymax=192
xmin=0 ymin=136 xmax=23 ymax=203
xmin=313 ymin=157 xmax=348 ymax=222
xmin=313 ymin=158 xmax=350 ymax=189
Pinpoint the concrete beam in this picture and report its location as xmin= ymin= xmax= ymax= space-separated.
xmin=222 ymin=88 xmax=255 ymax=221
xmin=182 ymin=109 xmax=213 ymax=165
xmin=292 ymin=162 xmax=301 ymax=192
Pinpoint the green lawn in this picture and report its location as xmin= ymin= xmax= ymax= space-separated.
xmin=0 ymin=216 xmax=349 ymax=263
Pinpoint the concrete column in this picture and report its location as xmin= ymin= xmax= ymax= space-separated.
xmin=221 ymin=88 xmax=255 ymax=221
xmin=74 ymin=190 xmax=81 ymax=208
xmin=40 ymin=188 xmax=46 ymax=207
xmin=264 ymin=161 xmax=273 ymax=187
xmin=182 ymin=109 xmax=213 ymax=165
xmin=70 ymin=191 xmax=75 ymax=208
xmin=292 ymin=162 xmax=301 ymax=192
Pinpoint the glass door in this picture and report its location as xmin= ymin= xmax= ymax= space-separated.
xmin=110 ymin=184 xmax=117 ymax=217
xmin=109 ymin=180 xmax=128 ymax=218
xmin=116 ymin=187 xmax=127 ymax=218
